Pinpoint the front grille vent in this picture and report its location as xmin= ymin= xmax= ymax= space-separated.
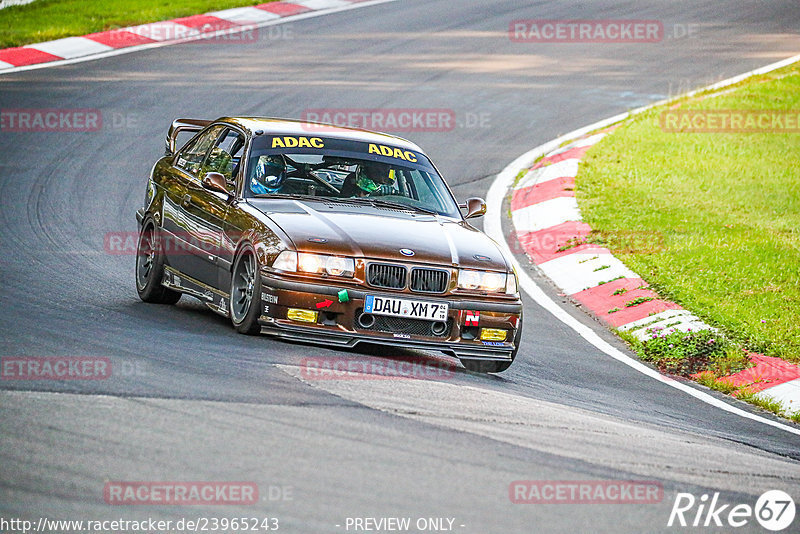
xmin=356 ymin=308 xmax=452 ymax=338
xmin=367 ymin=263 xmax=406 ymax=289
xmin=410 ymin=268 xmax=449 ymax=293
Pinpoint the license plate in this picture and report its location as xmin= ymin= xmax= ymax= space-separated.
xmin=364 ymin=295 xmax=448 ymax=321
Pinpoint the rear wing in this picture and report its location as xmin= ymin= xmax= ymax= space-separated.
xmin=165 ymin=118 xmax=213 ymax=156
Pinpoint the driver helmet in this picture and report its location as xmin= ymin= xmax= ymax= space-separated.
xmin=356 ymin=162 xmax=394 ymax=195
xmin=250 ymin=155 xmax=286 ymax=194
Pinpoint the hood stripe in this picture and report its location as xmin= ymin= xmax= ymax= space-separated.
xmin=439 ymin=217 xmax=460 ymax=266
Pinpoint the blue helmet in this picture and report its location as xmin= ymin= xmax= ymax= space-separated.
xmin=250 ymin=155 xmax=286 ymax=194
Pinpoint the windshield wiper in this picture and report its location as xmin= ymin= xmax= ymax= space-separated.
xmin=344 ymin=197 xmax=439 ymax=215
xmin=250 ymin=195 xmax=438 ymax=215
xmin=249 ymin=193 xmax=316 ymax=200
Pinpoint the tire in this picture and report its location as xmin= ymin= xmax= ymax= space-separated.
xmin=461 ymin=310 xmax=523 ymax=374
xmin=230 ymin=245 xmax=262 ymax=334
xmin=135 ymin=221 xmax=181 ymax=304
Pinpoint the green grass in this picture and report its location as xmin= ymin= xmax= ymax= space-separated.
xmin=576 ymin=63 xmax=800 ymax=365
xmin=735 ymin=388 xmax=790 ymax=418
xmin=0 ymin=0 xmax=276 ymax=48
xmin=695 ymin=372 xmax=739 ymax=395
xmin=618 ymin=330 xmax=797 ymax=422
xmin=627 ymin=327 xmax=751 ymax=377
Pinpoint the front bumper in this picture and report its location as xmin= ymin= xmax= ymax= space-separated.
xmin=257 ymin=274 xmax=522 ymax=361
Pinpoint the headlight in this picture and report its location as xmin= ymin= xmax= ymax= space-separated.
xmin=272 ymin=250 xmax=298 ymax=272
xmin=457 ymin=269 xmax=483 ymax=290
xmin=272 ymin=250 xmax=355 ymax=278
xmin=298 ymin=252 xmax=323 ymax=273
xmin=458 ymin=269 xmax=516 ymax=294
xmin=324 ymin=255 xmax=353 ymax=277
xmin=506 ymin=271 xmax=518 ymax=296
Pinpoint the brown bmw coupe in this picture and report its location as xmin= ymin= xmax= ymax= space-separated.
xmin=135 ymin=117 xmax=523 ymax=372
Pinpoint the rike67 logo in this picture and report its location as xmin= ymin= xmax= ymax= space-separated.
xmin=668 ymin=490 xmax=795 ymax=531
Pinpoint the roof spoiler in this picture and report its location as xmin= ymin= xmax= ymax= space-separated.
xmin=165 ymin=118 xmax=213 ymax=156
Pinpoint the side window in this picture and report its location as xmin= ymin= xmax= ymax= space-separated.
xmin=202 ymin=129 xmax=245 ymax=183
xmin=176 ymin=125 xmax=223 ymax=176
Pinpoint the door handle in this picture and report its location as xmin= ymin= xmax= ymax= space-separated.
xmin=182 ymin=194 xmax=192 ymax=208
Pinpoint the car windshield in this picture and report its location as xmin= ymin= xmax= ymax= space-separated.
xmin=244 ymin=135 xmax=461 ymax=218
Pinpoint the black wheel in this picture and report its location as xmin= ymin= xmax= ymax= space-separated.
xmin=230 ymin=246 xmax=262 ymax=334
xmin=135 ymin=222 xmax=181 ymax=304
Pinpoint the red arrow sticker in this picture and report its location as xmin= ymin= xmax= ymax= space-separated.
xmin=316 ymin=299 xmax=334 ymax=309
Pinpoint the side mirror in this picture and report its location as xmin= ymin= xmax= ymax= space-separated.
xmin=202 ymin=172 xmax=231 ymax=197
xmin=460 ymin=197 xmax=487 ymax=219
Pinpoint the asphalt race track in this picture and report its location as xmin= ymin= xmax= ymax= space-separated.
xmin=1 ymin=1 xmax=799 ymax=532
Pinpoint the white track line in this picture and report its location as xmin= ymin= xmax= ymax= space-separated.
xmin=0 ymin=0 xmax=400 ymax=76
xmin=485 ymin=54 xmax=800 ymax=437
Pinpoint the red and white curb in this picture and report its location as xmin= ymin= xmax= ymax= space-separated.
xmin=721 ymin=355 xmax=800 ymax=413
xmin=505 ymin=116 xmax=800 ymax=417
xmin=0 ymin=0 xmax=37 ymax=9
xmin=511 ymin=131 xmax=700 ymax=334
xmin=0 ymin=0 xmax=393 ymax=74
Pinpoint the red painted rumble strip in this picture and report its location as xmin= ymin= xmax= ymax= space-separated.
xmin=511 ymin=176 xmax=575 ymax=211
xmin=513 ymin=221 xmax=598 ymax=264
xmin=530 ymin=144 xmax=590 ymax=170
xmin=0 ymin=47 xmax=62 ymax=67
xmin=509 ymin=127 xmax=798 ymax=402
xmin=257 ymin=2 xmax=313 ymax=15
xmin=84 ymin=30 xmax=157 ymax=49
xmin=511 ymin=133 xmax=682 ymax=328
xmin=0 ymin=1 xmax=341 ymax=68
xmin=171 ymin=14 xmax=240 ymax=30
xmin=715 ymin=354 xmax=800 ymax=392
xmin=570 ymin=277 xmax=682 ymax=328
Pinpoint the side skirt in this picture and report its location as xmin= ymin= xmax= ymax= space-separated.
xmin=163 ymin=265 xmax=230 ymax=317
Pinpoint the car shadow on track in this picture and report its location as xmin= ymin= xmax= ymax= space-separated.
xmin=121 ymin=297 xmax=510 ymax=388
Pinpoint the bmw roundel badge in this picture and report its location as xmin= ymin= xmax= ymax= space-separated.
xmin=399 ymin=248 xmax=415 ymax=257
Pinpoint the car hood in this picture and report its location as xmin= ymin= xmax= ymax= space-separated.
xmin=247 ymin=199 xmax=509 ymax=271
